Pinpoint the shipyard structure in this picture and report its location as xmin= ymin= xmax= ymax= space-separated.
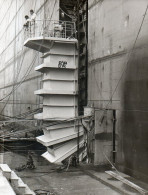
xmin=0 ymin=0 xmax=148 ymax=185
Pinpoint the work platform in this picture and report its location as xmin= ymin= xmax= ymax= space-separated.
xmin=24 ymin=20 xmax=77 ymax=53
xmin=24 ymin=37 xmax=78 ymax=53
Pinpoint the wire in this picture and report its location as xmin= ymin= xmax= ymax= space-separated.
xmin=0 ymin=128 xmax=37 ymax=139
xmin=0 ymin=0 xmax=57 ymax=106
xmin=42 ymin=114 xmax=93 ymax=128
xmin=99 ymin=4 xmax=148 ymax=121
xmin=0 ymin=0 xmax=42 ymax=115
xmin=0 ymin=115 xmax=92 ymax=139
xmin=0 ymin=0 xmax=13 ymax=27
xmin=102 ymin=150 xmax=119 ymax=174
xmin=0 ymin=51 xmax=38 ymax=102
xmin=0 ymin=107 xmax=41 ymax=121
xmin=0 ymin=47 xmax=27 ymax=113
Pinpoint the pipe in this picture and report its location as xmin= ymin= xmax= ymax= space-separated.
xmin=113 ymin=109 xmax=116 ymax=164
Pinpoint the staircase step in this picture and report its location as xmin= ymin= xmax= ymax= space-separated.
xmin=11 ymin=170 xmax=19 ymax=186
xmin=11 ymin=171 xmax=19 ymax=180
xmin=18 ymin=178 xmax=27 ymax=194
xmin=25 ymin=185 xmax=35 ymax=195
xmin=0 ymin=164 xmax=11 ymax=179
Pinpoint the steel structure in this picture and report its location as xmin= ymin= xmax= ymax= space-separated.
xmin=24 ymin=19 xmax=86 ymax=164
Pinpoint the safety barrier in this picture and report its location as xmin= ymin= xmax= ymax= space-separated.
xmin=24 ymin=19 xmax=76 ymax=39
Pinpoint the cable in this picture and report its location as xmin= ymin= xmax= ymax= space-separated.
xmin=0 ymin=128 xmax=37 ymax=139
xmin=0 ymin=107 xmax=41 ymax=121
xmin=0 ymin=0 xmax=41 ymax=115
xmin=98 ymin=4 xmax=148 ymax=121
xmin=0 ymin=51 xmax=38 ymax=102
xmin=0 ymin=0 xmax=13 ymax=27
xmin=0 ymin=115 xmax=92 ymax=139
xmin=0 ymin=0 xmax=26 ymax=41
xmin=0 ymin=47 xmax=27 ymax=113
xmin=102 ymin=150 xmax=119 ymax=174
xmin=42 ymin=114 xmax=93 ymax=128
xmin=0 ymin=0 xmax=57 ymax=104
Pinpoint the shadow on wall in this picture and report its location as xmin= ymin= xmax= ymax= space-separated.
xmin=119 ymin=47 xmax=148 ymax=183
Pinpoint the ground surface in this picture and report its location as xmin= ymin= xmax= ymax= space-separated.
xmin=17 ymin=165 xmax=120 ymax=195
xmin=0 ymin=143 xmax=147 ymax=195
xmin=0 ymin=149 xmax=120 ymax=195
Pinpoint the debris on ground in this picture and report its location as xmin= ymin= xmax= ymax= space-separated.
xmin=34 ymin=189 xmax=57 ymax=195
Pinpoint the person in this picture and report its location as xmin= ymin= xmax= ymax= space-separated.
xmin=23 ymin=15 xmax=30 ymax=30
xmin=30 ymin=9 xmax=36 ymax=22
xmin=26 ymin=151 xmax=35 ymax=169
xmin=72 ymin=155 xmax=77 ymax=167
xmin=30 ymin=10 xmax=37 ymax=36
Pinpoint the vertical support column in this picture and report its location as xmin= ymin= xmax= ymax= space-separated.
xmin=13 ymin=0 xmax=17 ymax=117
xmin=113 ymin=109 xmax=116 ymax=164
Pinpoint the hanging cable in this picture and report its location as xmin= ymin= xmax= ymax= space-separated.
xmin=98 ymin=3 xmax=148 ymax=121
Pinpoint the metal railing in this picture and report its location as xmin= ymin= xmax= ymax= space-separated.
xmin=24 ymin=20 xmax=76 ymax=40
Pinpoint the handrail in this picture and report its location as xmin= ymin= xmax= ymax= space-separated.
xmin=24 ymin=20 xmax=76 ymax=40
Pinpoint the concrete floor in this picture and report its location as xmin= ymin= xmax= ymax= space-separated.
xmin=0 ymin=150 xmax=119 ymax=195
xmin=1 ymin=145 xmax=147 ymax=195
xmin=17 ymin=166 xmax=120 ymax=195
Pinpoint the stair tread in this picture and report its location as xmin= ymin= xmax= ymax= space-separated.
xmin=18 ymin=178 xmax=26 ymax=187
xmin=0 ymin=164 xmax=11 ymax=172
xmin=11 ymin=171 xmax=19 ymax=180
xmin=25 ymin=186 xmax=35 ymax=195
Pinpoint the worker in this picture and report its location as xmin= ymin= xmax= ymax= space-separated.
xmin=30 ymin=10 xmax=37 ymax=36
xmin=26 ymin=151 xmax=35 ymax=169
xmin=30 ymin=9 xmax=36 ymax=22
xmin=23 ymin=15 xmax=30 ymax=30
xmin=72 ymin=155 xmax=77 ymax=167
xmin=23 ymin=15 xmax=31 ymax=38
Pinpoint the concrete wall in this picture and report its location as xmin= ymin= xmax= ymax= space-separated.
xmin=0 ymin=0 xmax=59 ymax=118
xmin=88 ymin=0 xmax=148 ymax=182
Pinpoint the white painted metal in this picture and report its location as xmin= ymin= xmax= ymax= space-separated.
xmin=24 ymin=20 xmax=86 ymax=164
xmin=43 ymin=105 xmax=77 ymax=119
xmin=24 ymin=37 xmax=77 ymax=53
xmin=43 ymin=80 xmax=77 ymax=91
xmin=0 ymin=171 xmax=16 ymax=195
xmin=37 ymin=131 xmax=83 ymax=147
xmin=34 ymin=89 xmax=77 ymax=95
xmin=34 ymin=113 xmax=43 ymax=120
xmin=42 ymin=138 xmax=84 ymax=164
xmin=84 ymin=107 xmax=94 ymax=116
xmin=0 ymin=164 xmax=35 ymax=195
xmin=42 ymin=69 xmax=77 ymax=80
xmin=37 ymin=123 xmax=83 ymax=146
xmin=43 ymin=95 xmax=78 ymax=107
